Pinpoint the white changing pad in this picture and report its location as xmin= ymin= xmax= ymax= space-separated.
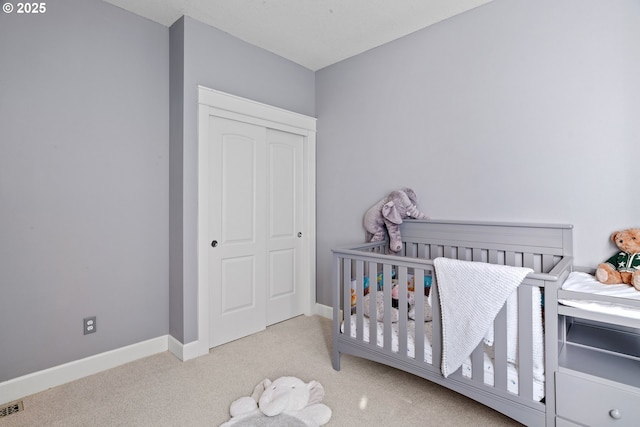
xmin=341 ymin=317 xmax=545 ymax=401
xmin=560 ymin=272 xmax=640 ymax=319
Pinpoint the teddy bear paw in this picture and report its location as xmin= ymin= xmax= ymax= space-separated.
xmin=595 ymin=268 xmax=609 ymax=283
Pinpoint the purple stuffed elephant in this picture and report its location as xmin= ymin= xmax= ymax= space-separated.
xmin=363 ymin=188 xmax=429 ymax=252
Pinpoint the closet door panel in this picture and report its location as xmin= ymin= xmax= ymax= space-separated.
xmin=266 ymin=129 xmax=304 ymax=325
xmin=209 ymin=116 xmax=267 ymax=347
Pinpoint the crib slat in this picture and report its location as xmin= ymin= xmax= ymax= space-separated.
xmin=489 ymin=249 xmax=498 ymax=265
xmin=518 ymin=286 xmax=534 ymax=400
xmin=471 ymin=341 xmax=484 ymax=384
xmin=398 ymin=266 xmax=408 ymax=357
xmin=493 ymin=304 xmax=508 ymax=390
xmin=368 ymin=262 xmax=377 ymax=347
xmin=430 ymin=244 xmax=440 ymax=259
xmin=506 ymin=251 xmax=516 ymax=268
xmin=431 ymin=275 xmax=441 ymax=368
xmin=472 ymin=247 xmax=482 ymax=262
xmin=383 ymin=263 xmax=392 ymax=351
xmin=418 ymin=244 xmax=428 ymax=259
xmin=406 ymin=243 xmax=417 ymax=258
xmin=523 ymin=252 xmax=534 ymax=269
xmin=343 ymin=259 xmax=351 ymax=338
xmin=542 ymin=253 xmax=554 ymax=273
xmin=414 ymin=269 xmax=425 ymax=363
xmin=355 ymin=261 xmax=364 ymax=341
xmin=444 ymin=245 xmax=454 ymax=259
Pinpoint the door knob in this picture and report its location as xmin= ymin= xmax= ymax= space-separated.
xmin=609 ymin=409 xmax=622 ymax=420
xmin=297 ymin=232 xmax=302 ymax=238
xmin=211 ymin=240 xmax=218 ymax=247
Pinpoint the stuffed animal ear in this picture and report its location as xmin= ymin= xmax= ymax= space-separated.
xmin=382 ymin=201 xmax=403 ymax=224
xmin=402 ymin=188 xmax=418 ymax=205
xmin=611 ymin=231 xmax=621 ymax=244
xmin=251 ymin=379 xmax=271 ymax=401
xmin=307 ymin=380 xmax=325 ymax=406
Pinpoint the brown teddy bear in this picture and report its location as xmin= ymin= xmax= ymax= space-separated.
xmin=595 ymin=228 xmax=640 ymax=290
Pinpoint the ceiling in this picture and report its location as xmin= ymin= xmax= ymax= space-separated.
xmin=103 ymin=0 xmax=494 ymax=71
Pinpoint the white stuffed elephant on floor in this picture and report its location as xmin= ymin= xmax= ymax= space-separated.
xmin=221 ymin=376 xmax=332 ymax=427
xmin=364 ymin=188 xmax=429 ymax=252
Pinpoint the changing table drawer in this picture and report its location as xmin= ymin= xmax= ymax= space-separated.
xmin=556 ymin=372 xmax=640 ymax=426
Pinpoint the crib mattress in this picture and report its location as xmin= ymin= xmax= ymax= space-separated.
xmin=560 ymin=272 xmax=640 ymax=319
xmin=341 ymin=316 xmax=545 ymax=401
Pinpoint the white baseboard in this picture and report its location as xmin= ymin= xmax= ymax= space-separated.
xmin=0 ymin=336 xmax=169 ymax=404
xmin=168 ymin=335 xmax=206 ymax=362
xmin=315 ymin=303 xmax=332 ymax=319
xmin=1 ymin=309 xmax=334 ymax=404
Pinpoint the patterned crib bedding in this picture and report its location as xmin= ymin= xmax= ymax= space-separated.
xmin=560 ymin=272 xmax=640 ymax=319
xmin=341 ymin=316 xmax=545 ymax=401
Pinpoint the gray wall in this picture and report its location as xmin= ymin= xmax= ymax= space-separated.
xmin=169 ymin=16 xmax=315 ymax=343
xmin=0 ymin=0 xmax=169 ymax=381
xmin=315 ymin=0 xmax=640 ymax=305
xmin=0 ymin=0 xmax=314 ymax=384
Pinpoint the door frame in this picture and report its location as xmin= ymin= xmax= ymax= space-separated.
xmin=196 ymin=86 xmax=317 ymax=355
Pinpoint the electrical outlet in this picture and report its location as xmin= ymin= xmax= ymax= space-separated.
xmin=83 ymin=316 xmax=97 ymax=335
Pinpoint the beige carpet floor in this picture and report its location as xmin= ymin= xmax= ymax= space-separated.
xmin=2 ymin=315 xmax=521 ymax=426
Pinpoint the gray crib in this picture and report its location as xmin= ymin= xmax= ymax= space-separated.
xmin=332 ymin=219 xmax=573 ymax=426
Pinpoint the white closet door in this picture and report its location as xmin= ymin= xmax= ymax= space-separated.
xmin=196 ymin=87 xmax=316 ymax=357
xmin=208 ymin=116 xmax=267 ymax=347
xmin=266 ymin=129 xmax=304 ymax=325
xmin=206 ymin=117 xmax=305 ymax=347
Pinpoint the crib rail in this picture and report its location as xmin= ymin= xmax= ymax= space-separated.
xmin=333 ymin=248 xmax=547 ymax=386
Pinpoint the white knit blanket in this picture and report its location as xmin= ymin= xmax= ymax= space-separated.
xmin=433 ymin=257 xmax=532 ymax=378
